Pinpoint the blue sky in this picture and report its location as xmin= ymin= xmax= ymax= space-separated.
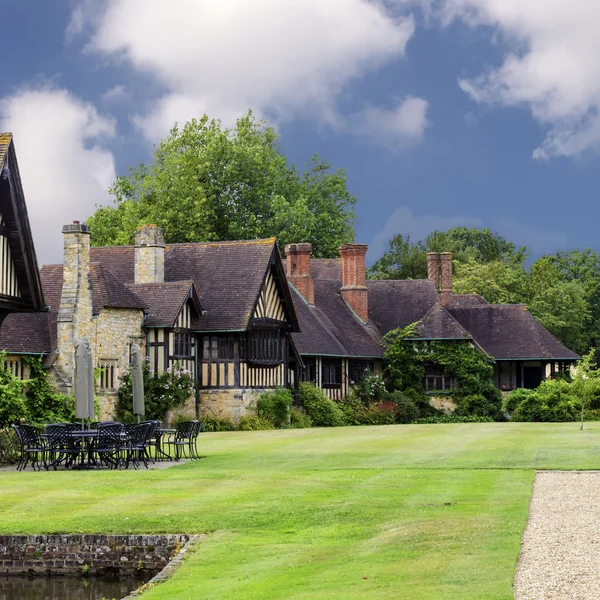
xmin=2 ymin=0 xmax=599 ymax=266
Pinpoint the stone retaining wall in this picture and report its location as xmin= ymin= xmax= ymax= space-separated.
xmin=0 ymin=534 xmax=189 ymax=576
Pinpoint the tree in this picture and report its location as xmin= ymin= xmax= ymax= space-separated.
xmin=87 ymin=113 xmax=356 ymax=258
xmin=367 ymin=234 xmax=427 ymax=280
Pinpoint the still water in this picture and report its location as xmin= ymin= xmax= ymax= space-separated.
xmin=0 ymin=575 xmax=148 ymax=600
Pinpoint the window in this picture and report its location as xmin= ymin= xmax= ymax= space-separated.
xmin=348 ymin=360 xmax=374 ymax=385
xmin=173 ymin=332 xmax=192 ymax=358
xmin=218 ymin=336 xmax=235 ymax=361
xmin=98 ymin=359 xmax=118 ymax=391
xmin=321 ymin=358 xmax=342 ymax=388
xmin=247 ymin=330 xmax=283 ymax=365
xmin=424 ymin=365 xmax=456 ymax=392
xmin=300 ymin=357 xmax=317 ymax=383
xmin=3 ymin=358 xmax=25 ymax=380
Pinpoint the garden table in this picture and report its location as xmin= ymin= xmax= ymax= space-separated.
xmin=155 ymin=428 xmax=176 ymax=461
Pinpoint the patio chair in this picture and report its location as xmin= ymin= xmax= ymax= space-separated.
xmin=44 ymin=424 xmax=81 ymax=470
xmin=95 ymin=423 xmax=125 ymax=469
xmin=140 ymin=420 xmax=162 ymax=463
xmin=12 ymin=424 xmax=47 ymax=471
xmin=164 ymin=421 xmax=202 ymax=461
xmin=123 ymin=422 xmax=153 ymax=469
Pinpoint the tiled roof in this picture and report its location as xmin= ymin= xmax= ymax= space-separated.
xmin=290 ymin=280 xmax=383 ymax=357
xmin=129 ymin=281 xmax=199 ymax=327
xmin=449 ymin=294 xmax=489 ymax=307
xmin=93 ymin=238 xmax=289 ymax=331
xmin=412 ymin=304 xmax=472 ymax=340
xmin=448 ymin=305 xmax=581 ymax=360
xmin=366 ymin=279 xmax=439 ymax=336
xmin=90 ymin=263 xmax=146 ymax=314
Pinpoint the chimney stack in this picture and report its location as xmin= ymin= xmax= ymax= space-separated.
xmin=440 ymin=252 xmax=453 ymax=305
xmin=57 ymin=221 xmax=93 ymax=380
xmin=135 ymin=224 xmax=165 ymax=284
xmin=339 ymin=243 xmax=368 ymax=323
xmin=285 ymin=243 xmax=314 ymax=304
xmin=426 ymin=252 xmax=440 ymax=288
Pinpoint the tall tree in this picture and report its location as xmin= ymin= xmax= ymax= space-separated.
xmin=87 ymin=113 xmax=356 ymax=257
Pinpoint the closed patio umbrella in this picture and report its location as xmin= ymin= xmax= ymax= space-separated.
xmin=86 ymin=340 xmax=95 ymax=425
xmin=131 ymin=344 xmax=145 ymax=423
xmin=74 ymin=339 xmax=90 ymax=426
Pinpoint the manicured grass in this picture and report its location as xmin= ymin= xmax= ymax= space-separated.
xmin=2 ymin=422 xmax=599 ymax=599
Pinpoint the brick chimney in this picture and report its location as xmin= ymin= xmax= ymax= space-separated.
xmin=339 ymin=243 xmax=368 ymax=323
xmin=285 ymin=243 xmax=314 ymax=305
xmin=135 ymin=224 xmax=165 ymax=284
xmin=426 ymin=252 xmax=440 ymax=289
xmin=57 ymin=221 xmax=93 ymax=380
xmin=440 ymin=252 xmax=453 ymax=306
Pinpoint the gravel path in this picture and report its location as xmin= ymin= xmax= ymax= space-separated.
xmin=514 ymin=471 xmax=600 ymax=600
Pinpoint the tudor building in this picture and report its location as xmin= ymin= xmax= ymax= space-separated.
xmin=0 ymin=216 xmax=580 ymax=420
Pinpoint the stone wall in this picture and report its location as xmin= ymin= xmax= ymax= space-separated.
xmin=199 ymin=389 xmax=261 ymax=423
xmin=0 ymin=534 xmax=189 ymax=576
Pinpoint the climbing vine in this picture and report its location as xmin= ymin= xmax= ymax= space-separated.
xmin=383 ymin=324 xmax=503 ymax=420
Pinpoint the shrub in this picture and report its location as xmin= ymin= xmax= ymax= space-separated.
xmin=351 ymin=372 xmax=387 ymax=404
xmin=256 ymin=388 xmax=292 ymax=428
xmin=0 ymin=364 xmax=27 ymax=427
xmin=290 ymin=407 xmax=312 ymax=428
xmin=298 ymin=383 xmax=345 ymax=427
xmin=0 ymin=428 xmax=20 ymax=465
xmin=202 ymin=417 xmax=237 ymax=432
xmin=412 ymin=415 xmax=494 ymax=424
xmin=388 ymin=391 xmax=420 ymax=424
xmin=237 ymin=416 xmax=275 ymax=431
xmin=455 ymin=394 xmax=504 ymax=421
xmin=23 ymin=357 xmax=74 ymax=424
xmin=116 ymin=362 xmax=194 ymax=423
xmin=503 ymin=380 xmax=579 ymax=422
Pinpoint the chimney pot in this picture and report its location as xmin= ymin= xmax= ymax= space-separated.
xmin=339 ymin=243 xmax=368 ymax=323
xmin=285 ymin=243 xmax=314 ymax=304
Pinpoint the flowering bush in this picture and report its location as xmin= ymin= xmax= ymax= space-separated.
xmin=115 ymin=362 xmax=194 ymax=423
xmin=352 ymin=371 xmax=387 ymax=405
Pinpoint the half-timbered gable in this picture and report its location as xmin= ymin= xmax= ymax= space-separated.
xmin=0 ymin=133 xmax=44 ymax=321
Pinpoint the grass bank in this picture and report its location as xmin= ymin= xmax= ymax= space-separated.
xmin=2 ymin=422 xmax=599 ymax=599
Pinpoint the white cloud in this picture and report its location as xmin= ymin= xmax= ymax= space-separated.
xmin=75 ymin=0 xmax=422 ymax=143
xmin=348 ymin=97 xmax=429 ymax=148
xmin=428 ymin=0 xmax=600 ymax=159
xmin=0 ymin=86 xmax=116 ymax=265
xmin=102 ymin=85 xmax=128 ymax=104
xmin=368 ymin=206 xmax=568 ymax=262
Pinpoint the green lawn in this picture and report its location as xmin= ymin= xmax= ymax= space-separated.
xmin=2 ymin=422 xmax=600 ymax=599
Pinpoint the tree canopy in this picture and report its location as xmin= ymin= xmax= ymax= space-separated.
xmin=87 ymin=113 xmax=356 ymax=258
xmin=370 ymin=227 xmax=599 ymax=356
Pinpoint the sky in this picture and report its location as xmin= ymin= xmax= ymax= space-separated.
xmin=2 ymin=0 xmax=600 ymax=266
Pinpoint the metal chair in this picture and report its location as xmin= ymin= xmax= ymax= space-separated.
xmin=164 ymin=421 xmax=202 ymax=461
xmin=123 ymin=422 xmax=153 ymax=469
xmin=12 ymin=424 xmax=47 ymax=471
xmin=94 ymin=423 xmax=124 ymax=469
xmin=140 ymin=420 xmax=162 ymax=463
xmin=44 ymin=424 xmax=81 ymax=470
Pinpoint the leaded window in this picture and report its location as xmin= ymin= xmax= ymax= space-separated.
xmin=247 ymin=330 xmax=283 ymax=365
xmin=348 ymin=360 xmax=374 ymax=385
xmin=173 ymin=332 xmax=192 ymax=358
xmin=322 ymin=358 xmax=342 ymax=388
xmin=300 ymin=357 xmax=317 ymax=383
xmin=424 ymin=365 xmax=457 ymax=392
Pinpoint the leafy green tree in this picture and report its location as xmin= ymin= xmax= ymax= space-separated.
xmin=88 ymin=113 xmax=356 ymax=258
xmin=368 ymin=234 xmax=427 ymax=279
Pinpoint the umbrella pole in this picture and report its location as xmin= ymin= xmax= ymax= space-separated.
xmin=137 ymin=415 xmax=141 ymax=424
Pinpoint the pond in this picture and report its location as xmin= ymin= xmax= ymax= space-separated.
xmin=0 ymin=574 xmax=148 ymax=600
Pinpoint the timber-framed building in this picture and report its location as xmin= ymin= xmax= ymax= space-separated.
xmin=0 ymin=215 xmax=580 ymax=420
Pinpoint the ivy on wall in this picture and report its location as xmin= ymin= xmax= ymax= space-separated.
xmin=383 ymin=324 xmax=503 ymax=420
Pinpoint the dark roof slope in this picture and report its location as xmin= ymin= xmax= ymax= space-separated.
xmin=90 ymin=263 xmax=146 ymax=315
xmin=412 ymin=304 xmax=472 ymax=340
xmin=0 ymin=133 xmax=44 ymax=312
xmin=450 ymin=294 xmax=489 ymax=307
xmin=93 ymin=238 xmax=293 ymax=332
xmin=366 ymin=279 xmax=439 ymax=336
xmin=449 ymin=305 xmax=581 ymax=360
xmin=129 ymin=281 xmax=200 ymax=327
xmin=291 ymin=280 xmax=383 ymax=357
xmin=0 ymin=263 xmax=60 ymax=354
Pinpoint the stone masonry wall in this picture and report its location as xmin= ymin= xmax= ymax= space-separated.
xmin=198 ymin=389 xmax=260 ymax=423
xmin=0 ymin=534 xmax=189 ymax=576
